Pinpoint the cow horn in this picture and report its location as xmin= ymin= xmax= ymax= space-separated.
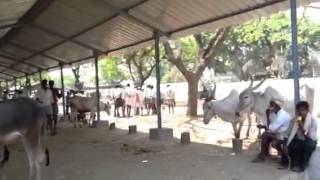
xmin=252 ymin=78 xmax=266 ymax=90
xmin=248 ymin=74 xmax=254 ymax=88
xmin=212 ymin=83 xmax=217 ymax=100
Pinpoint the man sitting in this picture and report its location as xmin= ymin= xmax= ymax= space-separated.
xmin=252 ymin=99 xmax=292 ymax=163
xmin=287 ymin=101 xmax=318 ymax=172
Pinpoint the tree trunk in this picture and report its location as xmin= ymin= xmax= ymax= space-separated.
xmin=186 ymin=74 xmax=199 ymax=116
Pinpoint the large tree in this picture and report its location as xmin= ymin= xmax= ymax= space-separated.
xmin=164 ymin=27 xmax=230 ymax=116
xmin=213 ymin=12 xmax=320 ymax=80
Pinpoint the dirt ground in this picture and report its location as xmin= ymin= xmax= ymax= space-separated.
xmin=4 ymin=106 xmax=300 ymax=180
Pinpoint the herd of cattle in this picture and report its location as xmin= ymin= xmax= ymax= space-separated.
xmin=0 ymin=78 xmax=317 ymax=180
xmin=68 ymin=85 xmax=176 ymax=127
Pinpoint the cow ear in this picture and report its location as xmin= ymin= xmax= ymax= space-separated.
xmin=252 ymin=78 xmax=266 ymax=90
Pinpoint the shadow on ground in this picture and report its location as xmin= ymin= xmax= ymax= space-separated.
xmin=3 ymin=121 xmax=294 ymax=180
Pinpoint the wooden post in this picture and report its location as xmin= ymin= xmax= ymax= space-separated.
xmin=129 ymin=125 xmax=137 ymax=134
xmin=181 ymin=132 xmax=191 ymax=144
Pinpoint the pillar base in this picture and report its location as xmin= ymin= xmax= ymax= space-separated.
xmin=149 ymin=128 xmax=173 ymax=140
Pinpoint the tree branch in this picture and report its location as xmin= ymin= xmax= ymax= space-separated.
xmin=195 ymin=27 xmax=230 ymax=77
xmin=125 ymin=57 xmax=136 ymax=82
xmin=194 ymin=34 xmax=205 ymax=49
xmin=205 ymin=27 xmax=231 ymax=60
xmin=163 ymin=42 xmax=191 ymax=78
xmin=142 ymin=64 xmax=156 ymax=83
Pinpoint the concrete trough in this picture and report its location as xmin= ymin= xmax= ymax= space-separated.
xmin=149 ymin=128 xmax=173 ymax=140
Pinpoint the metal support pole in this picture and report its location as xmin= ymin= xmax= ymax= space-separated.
xmin=154 ymin=31 xmax=162 ymax=129
xmin=5 ymin=80 xmax=8 ymax=91
xmin=25 ymin=74 xmax=29 ymax=96
xmin=290 ymin=0 xmax=300 ymax=104
xmin=60 ymin=65 xmax=66 ymax=116
xmin=14 ymin=79 xmax=17 ymax=90
xmin=94 ymin=52 xmax=101 ymax=123
xmin=39 ymin=70 xmax=42 ymax=81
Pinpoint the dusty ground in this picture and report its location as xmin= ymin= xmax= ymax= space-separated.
xmin=4 ymin=105 xmax=300 ymax=180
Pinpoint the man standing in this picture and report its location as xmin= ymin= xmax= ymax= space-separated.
xmin=165 ymin=84 xmax=176 ymax=114
xmin=49 ymin=80 xmax=62 ymax=135
xmin=124 ymin=83 xmax=133 ymax=117
xmin=65 ymin=91 xmax=71 ymax=115
xmin=252 ymin=100 xmax=292 ymax=164
xmin=113 ymin=85 xmax=125 ymax=117
xmin=287 ymin=101 xmax=318 ymax=172
xmin=133 ymin=86 xmax=143 ymax=115
xmin=2 ymin=90 xmax=8 ymax=100
xmin=35 ymin=80 xmax=54 ymax=135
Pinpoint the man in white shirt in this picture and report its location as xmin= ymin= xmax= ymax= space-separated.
xmin=253 ymin=100 xmax=292 ymax=163
xmin=35 ymin=80 xmax=54 ymax=135
xmin=124 ymin=83 xmax=133 ymax=117
xmin=165 ymin=85 xmax=176 ymax=114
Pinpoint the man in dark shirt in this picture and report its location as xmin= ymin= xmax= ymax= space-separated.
xmin=49 ymin=80 xmax=62 ymax=135
xmin=66 ymin=91 xmax=71 ymax=115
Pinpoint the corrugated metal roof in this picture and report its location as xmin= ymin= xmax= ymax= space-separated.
xmin=0 ymin=0 xmax=37 ymax=38
xmin=0 ymin=0 xmax=318 ymax=81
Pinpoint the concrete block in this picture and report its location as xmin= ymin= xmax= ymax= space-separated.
xmin=129 ymin=125 xmax=137 ymax=134
xmin=149 ymin=128 xmax=173 ymax=140
xmin=180 ymin=132 xmax=191 ymax=144
xmin=91 ymin=121 xmax=98 ymax=128
xmin=232 ymin=138 xmax=243 ymax=154
xmin=109 ymin=122 xmax=116 ymax=130
xmin=105 ymin=121 xmax=109 ymax=129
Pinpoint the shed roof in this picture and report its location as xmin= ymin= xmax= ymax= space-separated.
xmin=0 ymin=0 xmax=317 ymax=81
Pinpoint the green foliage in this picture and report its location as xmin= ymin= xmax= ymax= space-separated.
xmin=213 ymin=12 xmax=320 ymax=79
xmin=179 ymin=36 xmax=199 ymax=69
xmin=99 ymin=56 xmax=127 ymax=84
xmin=50 ymin=75 xmax=75 ymax=88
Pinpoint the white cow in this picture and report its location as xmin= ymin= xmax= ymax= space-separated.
xmin=236 ymin=79 xmax=315 ymax=127
xmin=203 ymin=89 xmax=252 ymax=138
xmin=70 ymin=96 xmax=111 ymax=127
